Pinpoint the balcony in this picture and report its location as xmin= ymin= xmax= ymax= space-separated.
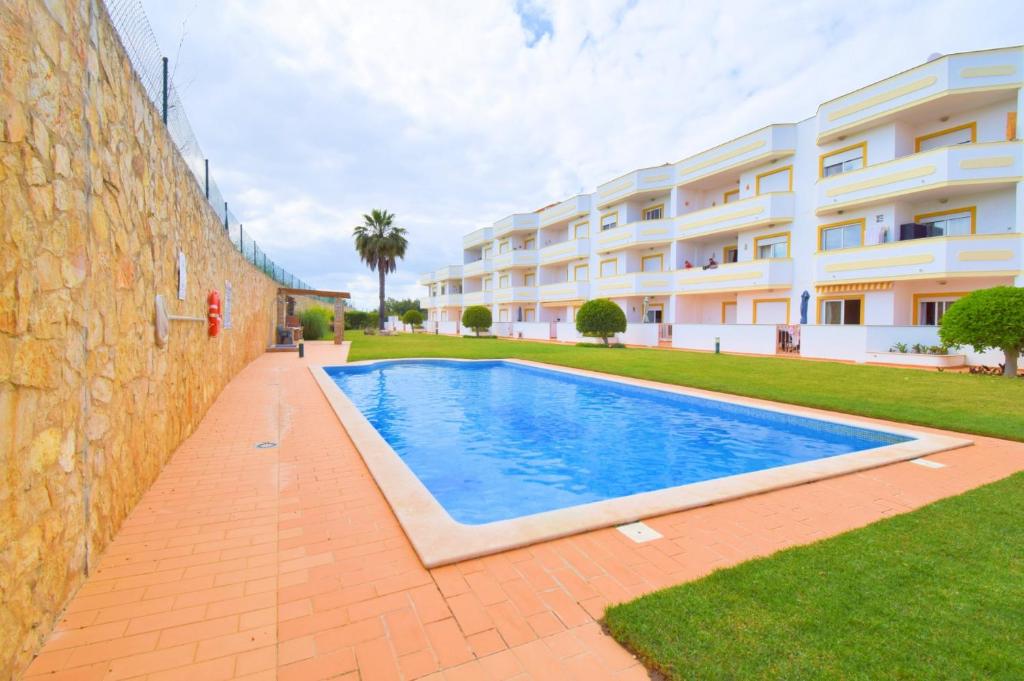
xmin=675 ymin=192 xmax=795 ymax=240
xmin=816 ymin=141 xmax=1022 ymax=215
xmin=593 ymin=272 xmax=674 ymax=297
xmin=594 ymin=219 xmax=674 ymax=254
xmin=817 ymin=46 xmax=1024 ymax=143
xmin=424 ymin=293 xmax=462 ymax=308
xmin=493 ymin=249 xmax=538 ymax=270
xmin=674 ymin=124 xmax=797 ymax=189
xmin=596 ymin=165 xmax=675 ymax=208
xmin=492 ymin=286 xmax=537 ymax=304
xmin=676 ymin=258 xmax=794 ymax=294
xmin=539 ymin=238 xmax=590 ymax=265
xmin=815 ymin=233 xmax=1023 ymax=284
xmin=433 ymin=265 xmax=462 ymax=281
xmin=463 ymin=227 xmax=494 ymax=249
xmin=462 ymin=290 xmax=493 ymax=307
xmin=539 ymin=281 xmax=590 ymax=303
xmin=418 ymin=273 xmax=433 ymax=286
xmin=462 ymin=259 xmax=493 ymax=278
xmin=494 ymin=213 xmax=539 ymax=239
xmin=539 ymin=194 xmax=591 ymax=227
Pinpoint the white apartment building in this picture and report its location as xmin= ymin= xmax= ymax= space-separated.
xmin=421 ymin=46 xmax=1023 ymax=366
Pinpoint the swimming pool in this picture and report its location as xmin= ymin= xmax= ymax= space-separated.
xmin=313 ymin=359 xmax=968 ymax=565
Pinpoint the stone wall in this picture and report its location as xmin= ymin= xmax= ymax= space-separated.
xmin=0 ymin=1 xmax=280 ymax=677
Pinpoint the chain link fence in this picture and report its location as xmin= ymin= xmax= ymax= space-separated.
xmin=103 ymin=0 xmax=311 ymax=290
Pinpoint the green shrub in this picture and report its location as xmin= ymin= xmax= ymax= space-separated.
xmin=345 ymin=310 xmax=369 ymax=330
xmin=940 ymin=286 xmax=1024 ymax=377
xmin=575 ymin=342 xmax=626 ymax=348
xmin=299 ymin=306 xmax=333 ymax=340
xmin=366 ymin=310 xmax=380 ymax=329
xmin=402 ymin=309 xmax=424 ymax=328
xmin=461 ymin=305 xmax=492 ymax=336
xmin=575 ymin=298 xmax=626 ymax=346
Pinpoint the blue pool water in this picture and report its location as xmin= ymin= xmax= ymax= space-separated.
xmin=326 ymin=360 xmax=911 ymax=525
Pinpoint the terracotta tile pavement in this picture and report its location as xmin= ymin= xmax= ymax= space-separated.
xmin=23 ymin=342 xmax=1024 ymax=680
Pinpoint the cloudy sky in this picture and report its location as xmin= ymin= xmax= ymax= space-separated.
xmin=138 ymin=0 xmax=1022 ymax=309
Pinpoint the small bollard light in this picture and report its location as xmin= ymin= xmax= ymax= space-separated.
xmin=714 ymin=336 xmax=720 ymax=354
xmin=298 ymin=340 xmax=304 ymax=358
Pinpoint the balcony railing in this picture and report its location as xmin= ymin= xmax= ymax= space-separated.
xmin=676 ymin=258 xmax=794 ymax=294
xmin=462 ymin=290 xmax=493 ymax=306
xmin=594 ymin=219 xmax=674 ymax=254
xmin=493 ymin=249 xmax=538 ymax=270
xmin=538 ymin=281 xmax=590 ymax=303
xmin=492 ymin=286 xmax=537 ymax=304
xmin=675 ymin=192 xmax=795 ymax=240
xmin=462 ymin=258 xmax=493 ymax=278
xmin=596 ymin=166 xmax=675 ymax=208
xmin=592 ymin=272 xmax=674 ymax=297
xmin=539 ymin=238 xmax=590 ymax=265
xmin=494 ymin=213 xmax=539 ymax=238
xmin=816 ymin=141 xmax=1023 ymax=215
xmin=462 ymin=227 xmax=493 ymax=249
xmin=814 ymin=233 xmax=1023 ymax=284
xmin=674 ymin=124 xmax=797 ymax=189
xmin=539 ymin=194 xmax=591 ymax=227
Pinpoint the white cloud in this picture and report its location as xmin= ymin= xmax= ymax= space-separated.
xmin=141 ymin=0 xmax=1022 ymax=309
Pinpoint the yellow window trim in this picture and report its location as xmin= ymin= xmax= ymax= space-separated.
xmin=752 ymin=297 xmax=791 ymax=324
xmin=600 ymin=210 xmax=619 ymax=228
xmin=723 ymin=188 xmax=740 ymax=203
xmin=499 ymin=275 xmax=510 ymax=288
xmin=815 ymin=294 xmax=865 ymax=324
xmin=642 ymin=203 xmax=666 ymax=221
xmin=641 ymin=253 xmax=664 ymax=272
xmin=1008 ymin=111 xmax=1018 ymax=141
xmin=573 ymin=220 xmax=589 ymax=239
xmin=913 ymin=205 xmax=977 ymax=234
xmin=721 ymin=300 xmax=736 ymax=323
xmin=754 ymin=165 xmax=793 ymax=195
xmin=818 ymin=141 xmax=868 ymax=178
xmin=817 ymin=217 xmax=867 ymax=251
xmin=911 ymin=291 xmax=968 ymax=325
xmin=523 ymin=272 xmax=536 ymax=286
xmin=914 ymin=121 xmax=977 ymax=152
xmin=573 ymin=263 xmax=589 ymax=281
xmin=753 ymin=231 xmax=791 ymax=259
xmin=523 ymin=237 xmax=535 ymax=249
xmin=599 ymin=258 xmax=618 ymax=278
xmin=723 ymin=245 xmax=738 ymax=263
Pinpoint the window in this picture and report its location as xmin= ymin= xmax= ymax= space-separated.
xmin=754 ymin=232 xmax=789 ymax=259
xmin=523 ymin=272 xmax=535 ymax=287
xmin=523 ymin=237 xmax=535 ymax=250
xmin=482 ymin=278 xmax=492 ymax=290
xmin=721 ymin=301 xmax=737 ymax=324
xmin=524 ymin=308 xmax=535 ymax=322
xmin=499 ymin=309 xmax=509 ymax=322
xmin=819 ymin=219 xmax=864 ymax=251
xmin=573 ymin=264 xmax=589 ymax=281
xmin=755 ymin=166 xmax=792 ymax=194
xmin=599 ymin=259 xmax=618 ymax=277
xmin=915 ymin=207 xmax=974 ymax=237
xmin=601 ymin=212 xmax=618 ymax=231
xmin=915 ymin=122 xmax=975 ymax=153
xmin=573 ymin=221 xmax=589 ymax=239
xmin=753 ymin=299 xmax=790 ymax=324
xmin=498 ymin=240 xmax=511 ymax=254
xmin=499 ymin=274 xmax=510 ymax=288
xmin=723 ymin=246 xmax=738 ymax=263
xmin=482 ymin=246 xmax=492 ymax=259
xmin=820 ymin=142 xmax=866 ymax=178
xmin=914 ymin=293 xmax=964 ymax=325
xmin=820 ymin=297 xmax=862 ymax=325
xmin=641 ymin=254 xmax=663 ymax=272
xmin=644 ymin=304 xmax=663 ymax=324
xmin=642 ymin=204 xmax=664 ymax=221
xmin=724 ymin=189 xmax=740 ymax=204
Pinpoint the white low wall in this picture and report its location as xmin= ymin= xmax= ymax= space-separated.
xmin=437 ymin=321 xmax=459 ymax=335
xmin=672 ymin=324 xmax=778 ymax=355
xmin=621 ymin=323 xmax=660 ymax=347
xmin=512 ymin=322 xmax=551 ymax=340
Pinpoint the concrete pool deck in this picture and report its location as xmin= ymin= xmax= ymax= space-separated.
xmin=23 ymin=342 xmax=1024 ymax=680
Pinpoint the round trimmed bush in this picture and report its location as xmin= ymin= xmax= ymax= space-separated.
xmin=576 ymin=298 xmax=626 ymax=346
xmin=461 ymin=305 xmax=492 ymax=336
xmin=939 ymin=286 xmax=1024 ymax=377
xmin=401 ymin=309 xmax=424 ymax=328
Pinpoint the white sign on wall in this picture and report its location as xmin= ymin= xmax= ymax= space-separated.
xmin=224 ymin=281 xmax=233 ymax=329
xmin=177 ymin=250 xmax=187 ymax=300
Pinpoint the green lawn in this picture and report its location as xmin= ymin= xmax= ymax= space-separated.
xmin=604 ymin=472 xmax=1024 ymax=680
xmin=345 ymin=331 xmax=1024 ymax=441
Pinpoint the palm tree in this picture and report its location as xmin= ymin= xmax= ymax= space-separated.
xmin=353 ymin=209 xmax=408 ymax=330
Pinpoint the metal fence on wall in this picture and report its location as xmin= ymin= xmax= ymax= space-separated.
xmin=102 ymin=0 xmax=311 ymax=290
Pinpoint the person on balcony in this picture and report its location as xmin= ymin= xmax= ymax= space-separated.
xmin=684 ymin=260 xmax=693 ymax=269
xmin=703 ymin=256 xmax=718 ymax=270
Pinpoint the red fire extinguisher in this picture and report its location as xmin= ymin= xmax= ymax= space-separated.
xmin=207 ymin=289 xmax=221 ymax=337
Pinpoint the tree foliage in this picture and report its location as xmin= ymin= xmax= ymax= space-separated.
xmin=344 ymin=310 xmax=369 ymax=330
xmin=353 ymin=209 xmax=408 ymax=329
xmin=575 ymin=298 xmax=627 ymax=346
xmin=387 ymin=297 xmax=422 ymax=316
xmin=401 ymin=309 xmax=424 ymax=328
xmin=461 ymin=305 xmax=492 ymax=336
xmin=939 ymin=286 xmax=1024 ymax=377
